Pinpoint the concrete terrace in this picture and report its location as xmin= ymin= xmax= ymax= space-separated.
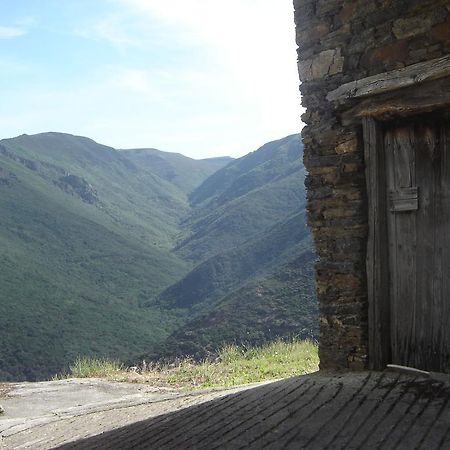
xmin=3 ymin=371 xmax=449 ymax=449
xmin=56 ymin=372 xmax=450 ymax=449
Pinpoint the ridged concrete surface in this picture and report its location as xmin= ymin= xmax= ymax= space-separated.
xmin=56 ymin=371 xmax=450 ymax=450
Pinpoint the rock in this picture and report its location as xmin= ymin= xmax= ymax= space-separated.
xmin=56 ymin=174 xmax=98 ymax=204
xmin=0 ymin=166 xmax=18 ymax=186
xmin=393 ymin=16 xmax=432 ymax=39
xmin=0 ymin=404 xmax=5 ymax=415
xmin=298 ymin=49 xmax=344 ymax=81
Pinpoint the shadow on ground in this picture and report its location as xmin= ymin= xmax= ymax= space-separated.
xmin=57 ymin=371 xmax=450 ymax=450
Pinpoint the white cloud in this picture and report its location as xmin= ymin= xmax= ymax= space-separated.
xmin=0 ymin=17 xmax=35 ymax=40
xmin=110 ymin=0 xmax=302 ymax=134
xmin=93 ymin=15 xmax=142 ymax=47
xmin=75 ymin=14 xmax=142 ymax=48
xmin=0 ymin=26 xmax=27 ymax=39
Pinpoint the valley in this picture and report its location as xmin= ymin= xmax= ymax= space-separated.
xmin=0 ymin=132 xmax=317 ymax=381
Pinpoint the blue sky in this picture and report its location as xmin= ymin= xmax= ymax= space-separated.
xmin=1 ymin=0 xmax=302 ymax=158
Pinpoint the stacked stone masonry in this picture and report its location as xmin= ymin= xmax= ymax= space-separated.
xmin=294 ymin=0 xmax=450 ymax=370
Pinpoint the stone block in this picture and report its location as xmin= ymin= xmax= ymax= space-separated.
xmin=408 ymin=48 xmax=428 ymax=64
xmin=431 ymin=22 xmax=450 ymax=41
xmin=314 ymin=224 xmax=367 ymax=240
xmin=342 ymin=162 xmax=363 ymax=173
xmin=339 ymin=1 xmax=357 ymax=23
xmin=393 ymin=16 xmax=432 ymax=39
xmin=335 ymin=188 xmax=364 ymax=201
xmin=366 ymin=40 xmax=408 ymax=67
xmin=347 ymin=27 xmax=375 ymax=55
xmin=298 ymin=48 xmax=344 ymax=81
xmin=336 ymin=138 xmax=359 ymax=154
xmin=320 ymin=24 xmax=352 ymax=50
xmin=348 ymin=355 xmax=366 ymax=370
xmin=296 ymin=22 xmax=330 ymax=48
xmin=374 ymin=22 xmax=396 ymax=47
xmin=307 ymin=185 xmax=334 ymax=200
xmin=317 ymin=0 xmax=343 ymax=16
xmin=308 ymin=166 xmax=337 ymax=176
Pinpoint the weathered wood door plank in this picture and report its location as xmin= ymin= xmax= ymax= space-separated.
xmin=386 ymin=126 xmax=417 ymax=368
xmin=363 ymin=117 xmax=391 ymax=370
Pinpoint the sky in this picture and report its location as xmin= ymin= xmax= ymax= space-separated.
xmin=0 ymin=0 xmax=302 ymax=159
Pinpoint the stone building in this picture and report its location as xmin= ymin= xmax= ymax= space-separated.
xmin=294 ymin=0 xmax=450 ymax=371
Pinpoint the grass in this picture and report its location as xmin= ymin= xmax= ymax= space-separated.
xmin=66 ymin=357 xmax=125 ymax=379
xmin=56 ymin=339 xmax=319 ymax=389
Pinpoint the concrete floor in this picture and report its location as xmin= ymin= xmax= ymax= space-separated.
xmin=0 ymin=378 xmax=261 ymax=449
xmin=58 ymin=371 xmax=450 ymax=450
xmin=2 ymin=372 xmax=450 ymax=449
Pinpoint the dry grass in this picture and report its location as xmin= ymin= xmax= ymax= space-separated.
xmin=56 ymin=339 xmax=319 ymax=389
xmin=0 ymin=383 xmax=12 ymax=399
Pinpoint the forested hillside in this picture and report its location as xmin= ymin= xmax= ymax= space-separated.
xmin=151 ymin=135 xmax=317 ymax=359
xmin=0 ymin=132 xmax=317 ymax=380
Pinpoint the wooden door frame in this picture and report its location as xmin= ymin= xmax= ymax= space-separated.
xmin=329 ymin=59 xmax=450 ymax=370
xmin=363 ymin=117 xmax=391 ymax=370
xmin=363 ymin=106 xmax=450 ymax=370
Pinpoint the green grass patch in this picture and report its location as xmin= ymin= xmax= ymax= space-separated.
xmin=57 ymin=339 xmax=319 ymax=389
xmin=166 ymin=339 xmax=319 ymax=388
xmin=54 ymin=356 xmax=125 ymax=379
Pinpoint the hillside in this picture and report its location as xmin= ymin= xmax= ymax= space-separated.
xmin=0 ymin=132 xmax=316 ymax=381
xmin=147 ymin=135 xmax=317 ymax=359
xmin=0 ymin=133 xmax=196 ymax=380
xmin=160 ymin=250 xmax=316 ymax=360
xmin=179 ymin=135 xmax=305 ymax=262
xmin=120 ymin=147 xmax=233 ymax=194
xmin=157 ymin=211 xmax=310 ymax=309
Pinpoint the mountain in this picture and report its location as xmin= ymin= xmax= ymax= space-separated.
xmin=0 ymin=132 xmax=316 ymax=381
xmin=0 ymin=132 xmax=195 ymax=380
xmin=147 ymin=135 xmax=317 ymax=359
xmin=176 ymin=136 xmax=307 ymax=263
xmin=158 ymin=211 xmax=310 ymax=309
xmin=120 ymin=147 xmax=233 ymax=194
xmin=158 ymin=249 xmax=317 ymax=360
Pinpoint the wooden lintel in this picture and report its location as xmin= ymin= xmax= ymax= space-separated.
xmin=327 ymin=55 xmax=450 ymax=103
xmin=341 ymin=76 xmax=450 ymax=125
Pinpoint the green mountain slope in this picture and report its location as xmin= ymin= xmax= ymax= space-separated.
xmin=157 ymin=211 xmax=310 ymax=309
xmin=120 ymin=147 xmax=232 ymax=194
xmin=190 ymin=135 xmax=301 ymax=206
xmin=157 ymin=250 xmax=317 ymax=360
xmin=0 ymin=133 xmax=192 ymax=380
xmin=0 ymin=132 xmax=316 ymax=381
xmin=144 ymin=135 xmax=317 ymax=360
xmin=177 ymin=135 xmax=306 ymax=262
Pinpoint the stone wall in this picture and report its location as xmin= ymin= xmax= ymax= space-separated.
xmin=293 ymin=0 xmax=450 ymax=370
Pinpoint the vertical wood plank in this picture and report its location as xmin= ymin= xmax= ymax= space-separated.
xmin=439 ymin=124 xmax=450 ymax=372
xmin=430 ymin=125 xmax=442 ymax=372
xmin=415 ymin=124 xmax=437 ymax=370
xmin=390 ymin=126 xmax=417 ymax=368
xmin=384 ymin=131 xmax=399 ymax=364
xmin=363 ymin=117 xmax=391 ymax=370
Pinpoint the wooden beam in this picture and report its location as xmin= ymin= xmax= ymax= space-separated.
xmin=341 ymin=76 xmax=450 ymax=125
xmin=327 ymin=55 xmax=450 ymax=103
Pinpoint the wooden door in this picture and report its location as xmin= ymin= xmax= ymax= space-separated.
xmin=384 ymin=116 xmax=450 ymax=372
